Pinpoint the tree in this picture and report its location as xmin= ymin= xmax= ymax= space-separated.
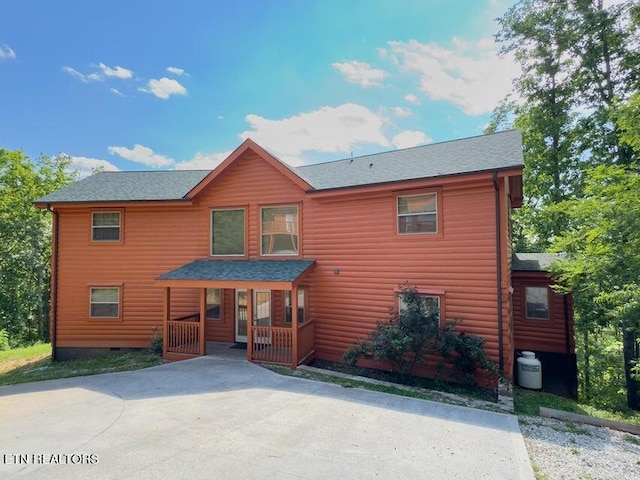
xmin=0 ymin=150 xmax=76 ymax=347
xmin=496 ymin=0 xmax=579 ymax=249
xmin=493 ymin=0 xmax=640 ymax=409
xmin=551 ymin=164 xmax=640 ymax=409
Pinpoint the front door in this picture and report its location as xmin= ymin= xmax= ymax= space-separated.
xmin=253 ymin=290 xmax=272 ymax=344
xmin=235 ymin=290 xmax=247 ymax=343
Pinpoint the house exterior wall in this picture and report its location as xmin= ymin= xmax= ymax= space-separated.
xmin=50 ymin=147 xmax=518 ymax=378
xmin=304 ymin=175 xmax=513 ymax=376
xmin=512 ymin=270 xmax=574 ymax=354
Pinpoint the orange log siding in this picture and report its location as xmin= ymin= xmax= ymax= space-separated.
xmin=50 ymin=147 xmax=519 ymax=378
xmin=513 ymin=271 xmax=575 ymax=354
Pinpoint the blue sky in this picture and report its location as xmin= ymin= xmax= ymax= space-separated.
xmin=1 ymin=0 xmax=522 ymax=176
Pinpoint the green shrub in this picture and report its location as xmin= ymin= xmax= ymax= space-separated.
xmin=344 ymin=285 xmax=497 ymax=385
xmin=150 ymin=327 xmax=163 ymax=355
xmin=0 ymin=330 xmax=9 ymax=351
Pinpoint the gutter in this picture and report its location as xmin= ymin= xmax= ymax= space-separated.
xmin=46 ymin=204 xmax=58 ymax=361
xmin=492 ymin=173 xmax=505 ymax=373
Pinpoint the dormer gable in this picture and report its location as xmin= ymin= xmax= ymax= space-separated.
xmin=186 ymin=138 xmax=312 ymax=200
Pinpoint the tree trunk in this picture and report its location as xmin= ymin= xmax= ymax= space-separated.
xmin=622 ymin=319 xmax=639 ymax=410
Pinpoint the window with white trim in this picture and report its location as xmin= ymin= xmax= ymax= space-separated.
xmin=261 ymin=206 xmax=299 ymax=255
xmin=525 ymin=287 xmax=549 ymax=320
xmin=206 ymin=288 xmax=222 ymax=320
xmin=92 ymin=212 xmax=121 ymax=242
xmin=211 ymin=209 xmax=245 ymax=255
xmin=398 ymin=294 xmax=440 ymax=320
xmin=397 ymin=193 xmax=437 ymax=234
xmin=284 ymin=289 xmax=305 ymax=324
xmin=90 ymin=287 xmax=120 ymax=318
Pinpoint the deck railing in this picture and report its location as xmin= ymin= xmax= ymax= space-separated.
xmin=250 ymin=326 xmax=293 ymax=364
xmin=297 ymin=318 xmax=315 ymax=363
xmin=167 ymin=313 xmax=200 ymax=356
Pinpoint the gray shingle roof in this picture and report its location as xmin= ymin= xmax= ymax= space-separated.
xmin=35 ymin=170 xmax=210 ymax=203
xmin=35 ymin=130 xmax=523 ymax=203
xmin=156 ymin=259 xmax=315 ymax=282
xmin=295 ymin=129 xmax=523 ymax=190
xmin=512 ymin=253 xmax=565 ymax=272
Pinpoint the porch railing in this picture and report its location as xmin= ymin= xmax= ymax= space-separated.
xmin=297 ymin=318 xmax=315 ymax=363
xmin=166 ymin=313 xmax=200 ymax=356
xmin=250 ymin=326 xmax=293 ymax=364
xmin=249 ymin=319 xmax=316 ymax=366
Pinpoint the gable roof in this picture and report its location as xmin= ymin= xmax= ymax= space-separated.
xmin=35 ymin=170 xmax=210 ymax=204
xmin=35 ymin=130 xmax=523 ymax=204
xmin=512 ymin=252 xmax=565 ymax=272
xmin=295 ymin=129 xmax=523 ymax=191
xmin=186 ymin=138 xmax=312 ymax=198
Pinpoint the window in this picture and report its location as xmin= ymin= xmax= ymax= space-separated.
xmin=211 ymin=209 xmax=245 ymax=255
xmin=398 ymin=294 xmax=440 ymax=320
xmin=90 ymin=287 xmax=120 ymax=318
xmin=206 ymin=288 xmax=221 ymax=320
xmin=284 ymin=289 xmax=305 ymax=324
xmin=92 ymin=212 xmax=121 ymax=242
xmin=397 ymin=193 xmax=437 ymax=234
xmin=525 ymin=287 xmax=549 ymax=320
xmin=262 ymin=206 xmax=299 ymax=255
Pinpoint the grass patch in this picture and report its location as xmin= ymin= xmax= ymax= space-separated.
xmin=622 ymin=434 xmax=640 ymax=445
xmin=0 ymin=343 xmax=52 ymax=372
xmin=310 ymin=359 xmax=497 ymax=402
xmin=263 ymin=364 xmax=446 ymax=403
xmin=514 ymin=388 xmax=640 ymax=426
xmin=0 ymin=345 xmax=164 ymax=386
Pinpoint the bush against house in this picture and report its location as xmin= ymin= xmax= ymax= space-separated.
xmin=344 ymin=286 xmax=497 ymax=385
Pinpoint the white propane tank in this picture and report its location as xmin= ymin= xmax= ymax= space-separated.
xmin=517 ymin=351 xmax=542 ymax=389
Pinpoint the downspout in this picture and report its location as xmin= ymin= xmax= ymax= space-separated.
xmin=492 ymin=173 xmax=504 ymax=373
xmin=46 ymin=204 xmax=58 ymax=361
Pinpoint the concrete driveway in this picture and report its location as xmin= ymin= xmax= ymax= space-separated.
xmin=0 ymin=354 xmax=534 ymax=479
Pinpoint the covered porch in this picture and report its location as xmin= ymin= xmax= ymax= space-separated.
xmin=155 ymin=259 xmax=316 ymax=368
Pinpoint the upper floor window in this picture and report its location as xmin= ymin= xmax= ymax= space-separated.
xmin=206 ymin=288 xmax=222 ymax=320
xmin=92 ymin=212 xmax=121 ymax=242
xmin=211 ymin=209 xmax=245 ymax=256
xmin=90 ymin=287 xmax=120 ymax=318
xmin=397 ymin=193 xmax=437 ymax=234
xmin=261 ymin=206 xmax=299 ymax=256
xmin=525 ymin=287 xmax=549 ymax=320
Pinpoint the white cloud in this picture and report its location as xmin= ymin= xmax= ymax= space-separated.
xmin=174 ymin=151 xmax=232 ymax=170
xmin=240 ymin=103 xmax=390 ymax=164
xmin=108 ymin=144 xmax=174 ymax=167
xmin=0 ymin=44 xmax=16 ymax=60
xmin=66 ymin=155 xmax=120 ymax=178
xmin=110 ymin=88 xmax=124 ymax=97
xmin=384 ymin=37 xmax=520 ymax=116
xmin=62 ymin=66 xmax=102 ymax=83
xmin=392 ymin=130 xmax=432 ymax=149
xmin=140 ymin=77 xmax=187 ymax=99
xmin=404 ymin=93 xmax=420 ymax=105
xmin=98 ymin=62 xmax=133 ymax=79
xmin=393 ymin=106 xmax=412 ymax=117
xmin=332 ymin=61 xmax=389 ymax=88
xmin=166 ymin=66 xmax=188 ymax=76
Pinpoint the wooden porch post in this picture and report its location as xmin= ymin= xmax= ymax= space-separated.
xmin=246 ymin=288 xmax=253 ymax=361
xmin=291 ymin=285 xmax=299 ymax=369
xmin=199 ymin=287 xmax=206 ymax=356
xmin=162 ymin=286 xmax=170 ymax=358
